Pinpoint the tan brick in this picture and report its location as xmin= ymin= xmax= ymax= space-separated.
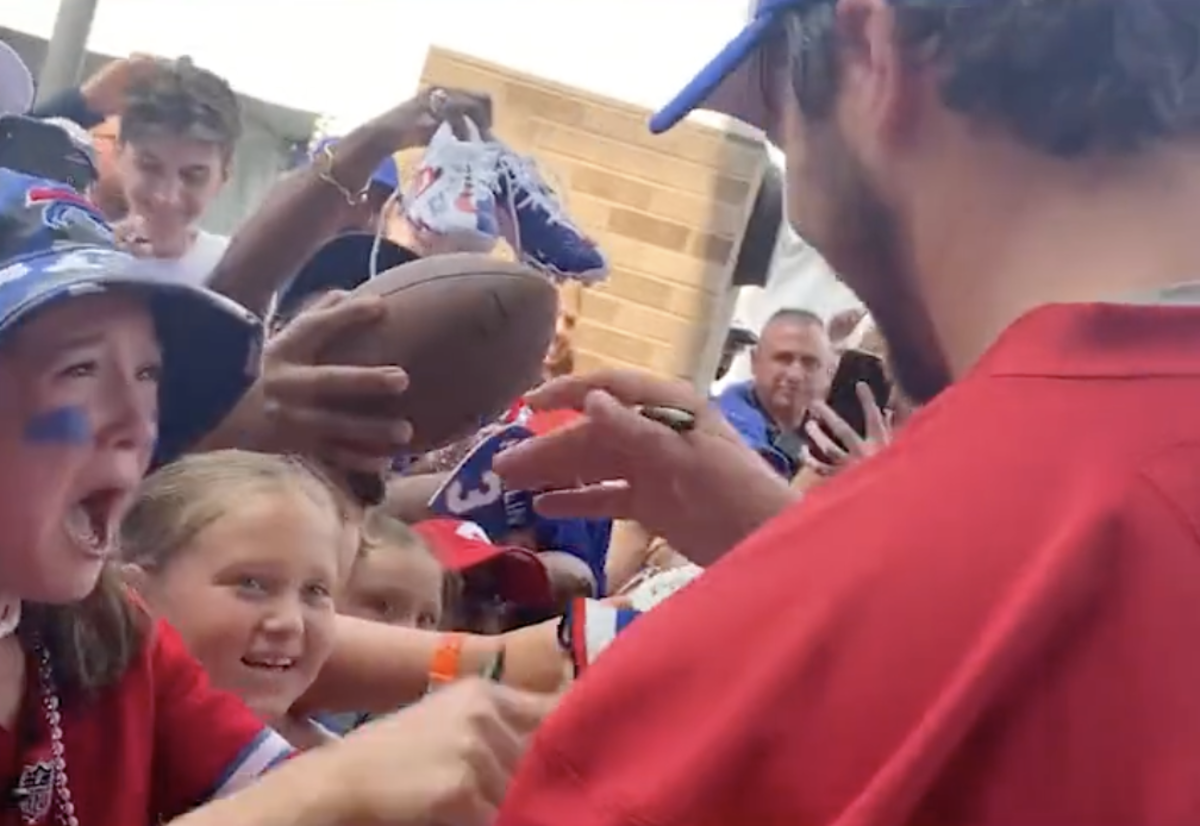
xmin=535 ymin=123 xmax=756 ymax=205
xmin=579 ymin=290 xmax=693 ymax=347
xmin=569 ymin=164 xmax=655 ymax=212
xmin=558 ymin=164 xmax=747 ymax=238
xmin=572 ymin=349 xmax=612 ymax=375
xmin=645 ymin=185 xmax=748 ymax=239
xmin=574 ymin=320 xmax=651 ymax=367
xmin=688 ymin=232 xmax=737 ymax=265
xmin=601 ymin=233 xmax=730 ymax=293
xmin=573 ymin=349 xmax=659 ymax=377
xmin=595 ymin=268 xmax=716 ymax=320
xmin=581 ymin=107 xmax=764 ymax=172
xmin=605 ymin=206 xmax=690 ymax=253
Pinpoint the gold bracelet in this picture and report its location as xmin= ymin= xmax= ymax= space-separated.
xmin=313 ymin=142 xmax=369 ymax=207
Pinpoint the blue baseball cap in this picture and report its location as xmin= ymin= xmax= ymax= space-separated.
xmin=273 ymin=232 xmax=420 ymax=324
xmin=650 ymin=0 xmax=804 ymax=134
xmin=0 ymin=169 xmax=263 ymax=467
xmin=309 ymin=137 xmax=401 ymax=194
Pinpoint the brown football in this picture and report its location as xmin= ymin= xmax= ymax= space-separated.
xmin=319 ymin=253 xmax=558 ymax=453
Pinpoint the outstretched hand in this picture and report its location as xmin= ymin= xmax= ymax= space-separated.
xmin=494 ymin=369 xmax=797 ymax=567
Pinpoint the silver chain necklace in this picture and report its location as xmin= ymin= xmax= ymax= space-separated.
xmin=19 ymin=643 xmax=79 ymax=826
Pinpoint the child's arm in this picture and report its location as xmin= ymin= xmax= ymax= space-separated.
xmin=294 ymin=614 xmax=569 ymax=715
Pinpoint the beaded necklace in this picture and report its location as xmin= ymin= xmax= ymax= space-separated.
xmin=13 ymin=643 xmax=78 ymax=826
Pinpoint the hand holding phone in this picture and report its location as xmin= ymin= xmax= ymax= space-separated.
xmin=803 ymin=349 xmax=892 ymax=474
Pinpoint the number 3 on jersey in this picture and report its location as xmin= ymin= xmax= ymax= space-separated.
xmin=444 ymin=470 xmax=503 ymax=515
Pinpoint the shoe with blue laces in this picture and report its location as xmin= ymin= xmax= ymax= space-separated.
xmin=494 ymin=149 xmax=608 ymax=284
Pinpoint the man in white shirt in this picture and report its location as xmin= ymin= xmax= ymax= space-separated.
xmin=108 ymin=58 xmax=240 ymax=286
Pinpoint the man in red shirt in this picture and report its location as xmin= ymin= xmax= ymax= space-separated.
xmin=492 ymin=0 xmax=1200 ymax=824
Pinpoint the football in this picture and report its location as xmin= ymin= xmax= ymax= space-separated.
xmin=320 ymin=253 xmax=559 ymax=453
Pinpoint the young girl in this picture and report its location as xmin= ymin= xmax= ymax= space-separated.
xmin=0 ymin=169 xmax=295 ymax=823
xmin=340 ymin=510 xmax=445 ymax=631
xmin=321 ymin=511 xmax=446 ymax=735
xmin=119 ymin=450 xmax=357 ymax=749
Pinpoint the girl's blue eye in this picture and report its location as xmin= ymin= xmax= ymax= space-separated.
xmin=303 ymin=582 xmax=332 ymax=602
xmin=138 ymin=362 xmax=163 ymax=383
xmin=235 ymin=577 xmax=268 ymax=594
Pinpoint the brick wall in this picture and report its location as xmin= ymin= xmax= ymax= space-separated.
xmin=417 ymin=47 xmax=770 ymax=385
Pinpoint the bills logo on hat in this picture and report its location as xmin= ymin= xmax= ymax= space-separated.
xmin=25 ymin=186 xmax=111 ymax=240
xmin=428 ymin=425 xmax=535 ymax=539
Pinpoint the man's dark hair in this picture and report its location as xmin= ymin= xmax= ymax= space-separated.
xmin=119 ymin=58 xmax=243 ymax=157
xmin=785 ymin=0 xmax=1200 ymax=157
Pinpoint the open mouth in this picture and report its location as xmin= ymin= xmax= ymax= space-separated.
xmin=64 ymin=487 xmax=125 ymax=559
xmin=241 ymin=655 xmax=299 ymax=672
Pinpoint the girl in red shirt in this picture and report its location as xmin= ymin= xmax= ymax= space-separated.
xmin=0 ymin=172 xmax=293 ymax=825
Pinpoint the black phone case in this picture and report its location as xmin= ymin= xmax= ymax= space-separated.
xmin=806 ymin=350 xmax=891 ymax=467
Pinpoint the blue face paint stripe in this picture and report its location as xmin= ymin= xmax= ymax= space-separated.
xmin=23 ymin=405 xmax=92 ymax=445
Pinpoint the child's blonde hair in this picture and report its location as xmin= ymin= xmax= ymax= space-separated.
xmin=355 ymin=509 xmax=454 ymax=625
xmin=120 ymin=449 xmax=346 ymax=572
xmin=359 ymin=508 xmax=427 ymax=558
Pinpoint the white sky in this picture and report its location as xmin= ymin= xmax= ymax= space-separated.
xmin=5 ymin=0 xmax=752 ymax=131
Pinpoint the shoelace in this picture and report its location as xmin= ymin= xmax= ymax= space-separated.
xmin=495 ymin=150 xmax=578 ymax=257
xmin=370 ymin=118 xmax=500 ymax=275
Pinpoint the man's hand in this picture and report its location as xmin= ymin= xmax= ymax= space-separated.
xmin=494 ymin=370 xmax=797 ymax=567
xmin=383 ymin=87 xmax=494 ymax=150
xmin=80 ymin=54 xmax=160 ymax=116
xmin=802 ymin=381 xmax=892 ymax=477
xmin=169 ymin=680 xmax=555 ymax=826
xmin=257 ymin=291 xmax=414 ymax=472
xmin=201 ymin=292 xmax=413 ymax=473
xmin=331 ymin=680 xmax=554 ymax=826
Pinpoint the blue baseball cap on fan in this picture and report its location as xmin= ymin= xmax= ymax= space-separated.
xmin=273 ymin=232 xmax=419 ymax=324
xmin=650 ymin=0 xmax=804 ymax=134
xmin=0 ymin=169 xmax=263 ymax=466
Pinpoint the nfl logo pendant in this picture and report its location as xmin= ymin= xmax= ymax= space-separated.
xmin=14 ymin=760 xmax=55 ymax=823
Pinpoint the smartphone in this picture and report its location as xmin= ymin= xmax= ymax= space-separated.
xmin=826 ymin=349 xmax=891 ymax=438
xmin=804 ymin=349 xmax=891 ymax=468
xmin=0 ymin=115 xmax=98 ymax=192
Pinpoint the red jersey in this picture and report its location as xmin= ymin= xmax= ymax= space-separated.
xmin=499 ymin=301 xmax=1200 ymax=826
xmin=1 ymin=618 xmax=293 ymax=825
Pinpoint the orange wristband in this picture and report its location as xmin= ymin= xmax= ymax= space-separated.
xmin=428 ymin=632 xmax=466 ymax=691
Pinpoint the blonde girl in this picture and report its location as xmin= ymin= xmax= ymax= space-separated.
xmin=119 ymin=450 xmax=356 ymax=748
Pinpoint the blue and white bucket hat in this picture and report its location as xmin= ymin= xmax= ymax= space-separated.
xmin=0 ymin=169 xmax=263 ymax=466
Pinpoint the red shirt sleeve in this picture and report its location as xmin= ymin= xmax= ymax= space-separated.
xmin=149 ymin=619 xmax=294 ymax=817
xmin=498 ymin=386 xmax=1200 ymax=825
